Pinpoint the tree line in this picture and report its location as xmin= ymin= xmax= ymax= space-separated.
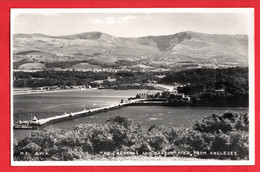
xmin=161 ymin=67 xmax=249 ymax=107
xmin=13 ymin=71 xmax=160 ymax=88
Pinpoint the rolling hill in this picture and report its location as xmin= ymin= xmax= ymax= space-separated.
xmin=13 ymin=31 xmax=248 ymax=70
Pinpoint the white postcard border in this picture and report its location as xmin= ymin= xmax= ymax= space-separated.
xmin=10 ymin=8 xmax=255 ymax=166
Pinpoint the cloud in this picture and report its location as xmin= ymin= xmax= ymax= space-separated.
xmin=106 ymin=17 xmax=119 ymax=24
xmin=91 ymin=18 xmax=104 ymax=24
xmin=91 ymin=15 xmax=139 ymax=24
xmin=120 ymin=15 xmax=138 ymax=21
xmin=13 ymin=13 xmax=61 ymax=21
xmin=144 ymin=15 xmax=153 ymax=20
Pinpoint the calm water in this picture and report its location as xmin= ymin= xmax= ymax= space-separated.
xmin=13 ymin=89 xmax=248 ymax=140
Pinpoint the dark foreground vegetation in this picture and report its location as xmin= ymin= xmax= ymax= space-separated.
xmin=14 ymin=112 xmax=249 ymax=161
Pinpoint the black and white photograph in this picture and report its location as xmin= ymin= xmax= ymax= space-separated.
xmin=11 ymin=8 xmax=254 ymax=165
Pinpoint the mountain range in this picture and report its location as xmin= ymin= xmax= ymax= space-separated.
xmin=13 ymin=31 xmax=248 ymax=71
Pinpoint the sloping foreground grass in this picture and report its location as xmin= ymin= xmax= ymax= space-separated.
xmin=14 ymin=112 xmax=249 ymax=161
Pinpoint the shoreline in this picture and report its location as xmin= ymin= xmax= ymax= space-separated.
xmin=13 ymin=88 xmax=98 ymax=95
xmin=12 ymin=83 xmax=175 ymax=96
xmin=13 ymin=87 xmax=163 ymax=96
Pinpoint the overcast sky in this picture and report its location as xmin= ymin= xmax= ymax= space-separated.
xmin=12 ymin=10 xmax=250 ymax=37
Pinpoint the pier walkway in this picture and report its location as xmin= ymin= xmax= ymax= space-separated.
xmin=14 ymin=98 xmax=167 ymax=129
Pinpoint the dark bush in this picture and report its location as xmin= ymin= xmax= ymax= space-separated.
xmin=193 ymin=112 xmax=248 ymax=133
xmin=229 ymin=130 xmax=249 ymax=159
xmin=21 ymin=143 xmax=41 ymax=155
xmin=174 ymin=129 xmax=212 ymax=151
xmin=147 ymin=126 xmax=168 ymax=152
xmin=51 ymin=147 xmax=84 ymax=161
xmin=132 ymin=141 xmax=152 ymax=154
xmin=106 ymin=116 xmax=132 ymax=128
xmin=88 ymin=125 xmax=115 ymax=153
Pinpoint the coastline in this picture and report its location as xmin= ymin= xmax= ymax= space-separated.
xmin=12 ymin=84 xmax=171 ymax=96
xmin=13 ymin=87 xmax=98 ymax=95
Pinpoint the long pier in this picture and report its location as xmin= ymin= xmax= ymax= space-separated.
xmin=14 ymin=98 xmax=167 ymax=129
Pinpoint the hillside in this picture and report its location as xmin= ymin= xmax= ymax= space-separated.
xmin=13 ymin=31 xmax=248 ymax=71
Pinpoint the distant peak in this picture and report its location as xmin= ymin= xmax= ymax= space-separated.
xmin=52 ymin=31 xmax=117 ymax=40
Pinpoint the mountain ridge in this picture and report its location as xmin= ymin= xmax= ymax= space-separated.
xmin=13 ymin=31 xmax=248 ymax=70
xmin=14 ymin=31 xmax=247 ymax=39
